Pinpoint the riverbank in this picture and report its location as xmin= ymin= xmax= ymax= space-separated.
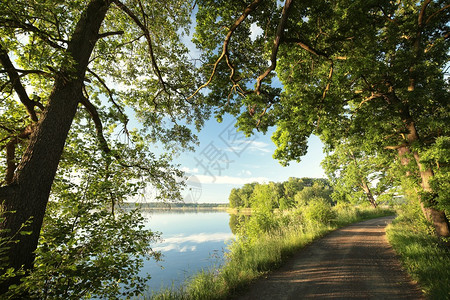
xmin=148 ymin=206 xmax=394 ymax=299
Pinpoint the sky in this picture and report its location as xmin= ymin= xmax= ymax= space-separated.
xmin=167 ymin=115 xmax=326 ymax=204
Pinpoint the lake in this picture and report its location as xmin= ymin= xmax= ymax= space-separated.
xmin=139 ymin=210 xmax=234 ymax=293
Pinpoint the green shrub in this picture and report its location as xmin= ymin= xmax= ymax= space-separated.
xmin=304 ymin=197 xmax=336 ymax=224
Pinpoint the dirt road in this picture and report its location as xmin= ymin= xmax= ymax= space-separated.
xmin=236 ymin=216 xmax=424 ymax=300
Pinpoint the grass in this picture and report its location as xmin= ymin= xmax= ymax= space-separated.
xmin=145 ymin=206 xmax=394 ymax=300
xmin=386 ymin=212 xmax=450 ymax=300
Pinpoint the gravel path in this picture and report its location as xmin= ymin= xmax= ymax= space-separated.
xmin=236 ymin=216 xmax=424 ymax=300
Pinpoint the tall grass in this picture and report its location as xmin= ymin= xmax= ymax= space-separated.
xmin=386 ymin=206 xmax=450 ymax=299
xmin=147 ymin=206 xmax=393 ymax=300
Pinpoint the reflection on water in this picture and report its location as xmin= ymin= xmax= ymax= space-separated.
xmin=139 ymin=210 xmax=234 ymax=292
xmin=228 ymin=214 xmax=250 ymax=235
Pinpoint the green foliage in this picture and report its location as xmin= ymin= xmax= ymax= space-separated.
xmin=229 ymin=177 xmax=333 ymax=211
xmin=278 ymin=197 xmax=294 ymax=211
xmin=420 ymin=136 xmax=450 ymax=214
xmin=228 ymin=188 xmax=241 ymax=208
xmin=250 ymin=183 xmax=281 ymax=212
xmin=4 ymin=141 xmax=164 ymax=298
xmin=0 ymin=210 xmax=29 ymax=295
xmin=386 ymin=205 xmax=450 ymax=299
xmin=228 ymin=183 xmax=255 ymax=209
xmin=20 ymin=208 xmax=159 ymax=299
xmin=322 ymin=138 xmax=397 ymax=207
xmin=294 ymin=181 xmax=333 ymax=206
xmin=304 ymin=198 xmax=336 ymax=224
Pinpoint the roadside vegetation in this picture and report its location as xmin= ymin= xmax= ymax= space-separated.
xmin=149 ymin=178 xmax=394 ymax=299
xmin=387 ymin=200 xmax=450 ymax=300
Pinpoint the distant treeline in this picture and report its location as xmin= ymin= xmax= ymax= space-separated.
xmin=229 ymin=177 xmax=333 ymax=210
xmin=122 ymin=202 xmax=228 ymax=209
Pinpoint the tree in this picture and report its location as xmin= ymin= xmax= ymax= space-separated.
xmin=283 ymin=177 xmax=305 ymax=200
xmin=193 ymin=0 xmax=449 ymax=237
xmin=239 ymin=183 xmax=256 ymax=208
xmin=0 ymin=0 xmax=206 ymax=294
xmin=228 ymin=183 xmax=256 ymax=209
xmin=322 ymin=139 xmax=397 ymax=208
xmin=229 ymin=188 xmax=243 ymax=208
xmin=250 ymin=183 xmax=279 ymax=211
xmin=294 ymin=181 xmax=333 ymax=207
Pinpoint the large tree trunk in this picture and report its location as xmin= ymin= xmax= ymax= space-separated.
xmin=410 ymin=151 xmax=450 ymax=238
xmin=0 ymin=0 xmax=111 ymax=293
xmin=398 ymin=122 xmax=450 ymax=238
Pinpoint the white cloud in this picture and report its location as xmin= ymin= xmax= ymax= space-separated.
xmin=195 ymin=175 xmax=269 ymax=185
xmin=245 ymin=140 xmax=272 ymax=153
xmin=153 ymin=244 xmax=179 ymax=252
xmin=181 ymin=167 xmax=199 ymax=174
xmin=225 ymin=140 xmax=272 ymax=155
xmin=180 ymin=245 xmax=197 ymax=252
xmin=162 ymin=233 xmax=233 ymax=244
xmin=152 ymin=233 xmax=233 ymax=252
xmin=239 ymin=170 xmax=252 ymax=176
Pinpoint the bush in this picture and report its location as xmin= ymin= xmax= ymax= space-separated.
xmin=304 ymin=197 xmax=336 ymax=224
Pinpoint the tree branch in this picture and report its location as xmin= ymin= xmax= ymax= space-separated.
xmin=255 ymin=0 xmax=293 ymax=95
xmin=409 ymin=0 xmax=432 ymax=91
xmin=5 ymin=138 xmax=17 ymax=185
xmin=3 ymin=125 xmax=35 ymax=184
xmin=418 ymin=0 xmax=432 ymax=28
xmin=322 ymin=61 xmax=333 ymax=100
xmin=79 ymin=95 xmax=158 ymax=174
xmin=385 ymin=144 xmax=408 ymax=150
xmin=285 ymin=36 xmax=334 ymax=101
xmin=255 ymin=104 xmax=271 ymax=128
xmin=0 ymin=19 xmax=66 ymax=49
xmin=98 ymin=30 xmax=124 ymax=39
xmin=0 ymin=124 xmax=15 ymax=133
xmin=283 ymin=37 xmax=329 ymax=58
xmin=86 ymin=68 xmax=128 ymax=128
xmin=114 ymin=0 xmax=168 ymax=94
xmin=0 ymin=44 xmax=41 ymax=122
xmin=187 ymin=0 xmax=263 ymax=100
xmin=358 ymin=92 xmax=385 ymax=108
xmin=425 ymin=4 xmax=450 ymax=25
xmin=0 ymin=68 xmax=51 ymax=77
xmin=377 ymin=5 xmax=398 ymax=25
xmin=79 ymin=96 xmax=111 ymax=155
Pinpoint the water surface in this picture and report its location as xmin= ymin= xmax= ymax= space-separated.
xmin=139 ymin=210 xmax=233 ymax=292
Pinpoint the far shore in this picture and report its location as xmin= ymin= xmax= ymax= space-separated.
xmin=120 ymin=202 xmax=257 ymax=215
xmin=122 ymin=202 xmax=229 ymax=211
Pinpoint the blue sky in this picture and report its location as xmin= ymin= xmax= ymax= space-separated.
xmin=174 ymin=114 xmax=326 ymax=204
